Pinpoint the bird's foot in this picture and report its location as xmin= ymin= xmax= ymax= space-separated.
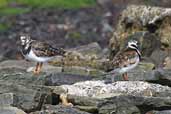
xmin=60 ymin=94 xmax=73 ymax=107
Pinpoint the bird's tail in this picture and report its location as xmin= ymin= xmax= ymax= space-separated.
xmin=51 ymin=47 xmax=67 ymax=57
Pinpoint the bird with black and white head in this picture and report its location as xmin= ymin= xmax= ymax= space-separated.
xmin=20 ymin=34 xmax=66 ymax=75
xmin=109 ymin=40 xmax=141 ymax=81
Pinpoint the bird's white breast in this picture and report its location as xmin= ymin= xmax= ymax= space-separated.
xmin=112 ymin=56 xmax=140 ymax=74
xmin=24 ymin=49 xmax=53 ymax=62
xmin=119 ymin=57 xmax=140 ymax=74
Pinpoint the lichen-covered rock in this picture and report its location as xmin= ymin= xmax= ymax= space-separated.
xmin=110 ymin=5 xmax=171 ymax=59
xmin=60 ymin=81 xmax=171 ymax=98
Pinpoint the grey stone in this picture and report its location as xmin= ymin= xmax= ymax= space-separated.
xmin=98 ymin=95 xmax=171 ymax=114
xmin=0 ymin=106 xmax=26 ymax=114
xmin=148 ymin=110 xmax=171 ymax=114
xmin=30 ymin=105 xmax=91 ymax=114
xmin=0 ymin=93 xmax=13 ymax=106
xmin=109 ymin=5 xmax=171 ymax=60
xmin=45 ymin=73 xmax=93 ymax=86
xmin=60 ymin=81 xmax=171 ymax=98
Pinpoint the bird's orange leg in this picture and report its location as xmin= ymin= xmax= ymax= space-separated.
xmin=122 ymin=72 xmax=129 ymax=81
xmin=33 ymin=62 xmax=40 ymax=75
xmin=37 ymin=62 xmax=43 ymax=74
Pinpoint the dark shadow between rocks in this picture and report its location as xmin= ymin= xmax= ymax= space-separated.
xmin=137 ymin=104 xmax=171 ymax=114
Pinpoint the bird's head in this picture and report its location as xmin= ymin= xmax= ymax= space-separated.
xmin=127 ymin=40 xmax=141 ymax=58
xmin=20 ymin=34 xmax=32 ymax=46
xmin=127 ymin=40 xmax=138 ymax=50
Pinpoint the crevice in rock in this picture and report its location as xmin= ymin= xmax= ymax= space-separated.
xmin=51 ymin=93 xmax=60 ymax=105
xmin=146 ymin=23 xmax=158 ymax=33
xmin=137 ymin=104 xmax=171 ymax=114
xmin=148 ymin=79 xmax=171 ymax=87
xmin=23 ymin=93 xmax=47 ymax=113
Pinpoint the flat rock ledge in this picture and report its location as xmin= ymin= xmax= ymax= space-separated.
xmin=60 ymin=81 xmax=171 ymax=98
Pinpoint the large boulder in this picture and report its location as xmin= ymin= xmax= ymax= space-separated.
xmin=109 ymin=5 xmax=171 ymax=62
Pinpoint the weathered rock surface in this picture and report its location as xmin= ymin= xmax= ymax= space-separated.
xmin=109 ymin=5 xmax=171 ymax=67
xmin=0 ymin=59 xmax=171 ymax=114
xmin=0 ymin=106 xmax=26 ymax=114
xmin=0 ymin=93 xmax=13 ymax=106
xmin=30 ymin=105 xmax=91 ymax=114
xmin=148 ymin=110 xmax=171 ymax=114
xmin=61 ymin=81 xmax=171 ymax=98
xmin=0 ymin=93 xmax=26 ymax=114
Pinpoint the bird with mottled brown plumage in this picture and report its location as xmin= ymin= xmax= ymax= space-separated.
xmin=109 ymin=40 xmax=141 ymax=81
xmin=20 ymin=34 xmax=66 ymax=75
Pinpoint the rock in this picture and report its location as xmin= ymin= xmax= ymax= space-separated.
xmin=150 ymin=49 xmax=168 ymax=67
xmin=109 ymin=5 xmax=171 ymax=59
xmin=0 ymin=60 xmax=34 ymax=70
xmin=96 ymin=0 xmax=112 ymax=6
xmin=49 ymin=42 xmax=107 ymax=72
xmin=63 ymin=66 xmax=104 ymax=76
xmin=27 ymin=65 xmax=63 ymax=74
xmin=154 ymin=69 xmax=171 ymax=86
xmin=74 ymin=105 xmax=98 ymax=114
xmin=0 ymin=80 xmax=51 ymax=112
xmin=0 ymin=60 xmax=63 ymax=74
xmin=45 ymin=73 xmax=93 ymax=86
xmin=0 ymin=106 xmax=26 ymax=114
xmin=98 ymin=95 xmax=171 ymax=114
xmin=147 ymin=110 xmax=171 ymax=114
xmin=61 ymin=81 xmax=171 ymax=98
xmin=30 ymin=105 xmax=91 ymax=114
xmin=0 ymin=60 xmax=171 ymax=113
xmin=69 ymin=42 xmax=102 ymax=57
xmin=99 ymin=104 xmax=140 ymax=114
xmin=163 ymin=56 xmax=171 ymax=69
xmin=136 ymin=62 xmax=155 ymax=71
xmin=0 ymin=93 xmax=13 ymax=106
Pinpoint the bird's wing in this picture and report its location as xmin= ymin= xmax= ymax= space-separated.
xmin=112 ymin=49 xmax=138 ymax=69
xmin=31 ymin=41 xmax=66 ymax=57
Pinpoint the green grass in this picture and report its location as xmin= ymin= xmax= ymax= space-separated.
xmin=16 ymin=0 xmax=96 ymax=9
xmin=0 ymin=0 xmax=96 ymax=16
xmin=0 ymin=0 xmax=8 ymax=8
xmin=0 ymin=7 xmax=29 ymax=15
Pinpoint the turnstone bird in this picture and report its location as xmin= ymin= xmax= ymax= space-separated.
xmin=110 ymin=40 xmax=141 ymax=81
xmin=20 ymin=34 xmax=66 ymax=75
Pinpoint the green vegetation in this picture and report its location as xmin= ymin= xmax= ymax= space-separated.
xmin=69 ymin=32 xmax=82 ymax=39
xmin=0 ymin=7 xmax=29 ymax=15
xmin=0 ymin=0 xmax=96 ymax=31
xmin=0 ymin=0 xmax=96 ymax=15
xmin=0 ymin=23 xmax=10 ymax=31
xmin=0 ymin=0 xmax=7 ymax=8
xmin=16 ymin=0 xmax=96 ymax=9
